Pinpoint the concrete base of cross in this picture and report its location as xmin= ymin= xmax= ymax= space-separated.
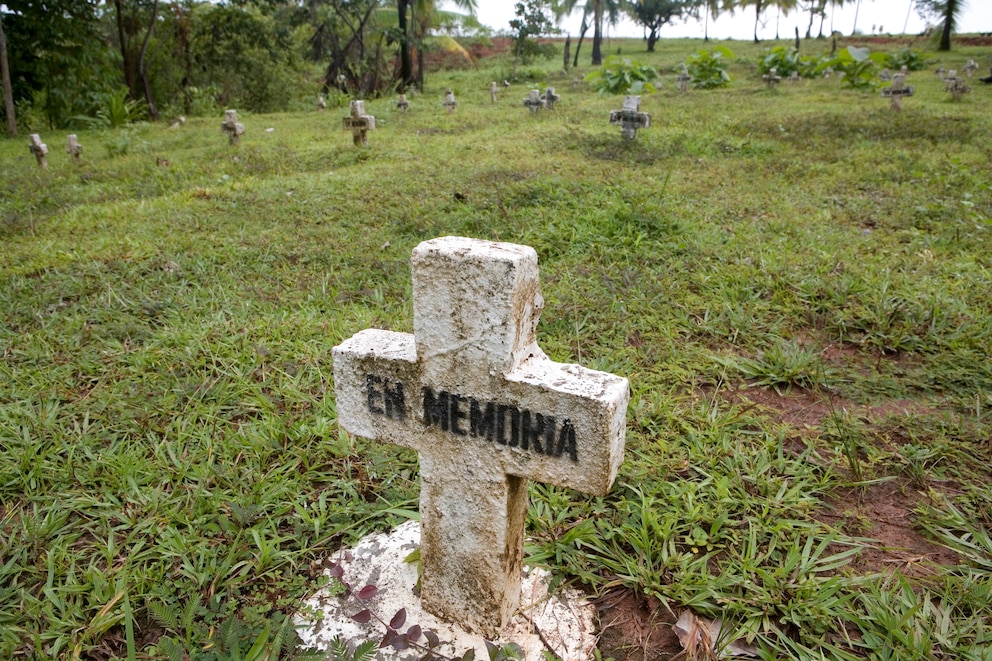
xmin=296 ymin=521 xmax=597 ymax=661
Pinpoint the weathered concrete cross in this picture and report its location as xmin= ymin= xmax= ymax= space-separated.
xmin=675 ymin=65 xmax=692 ymax=93
xmin=333 ymin=237 xmax=628 ymax=638
xmin=342 ymin=100 xmax=376 ymax=146
xmin=881 ymin=72 xmax=914 ymax=111
xmin=609 ymin=95 xmax=650 ymax=140
xmin=523 ymin=89 xmax=545 ymax=113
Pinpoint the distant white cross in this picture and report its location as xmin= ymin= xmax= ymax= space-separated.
xmin=333 ymin=237 xmax=628 ymax=637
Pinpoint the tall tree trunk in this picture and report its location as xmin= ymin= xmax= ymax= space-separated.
xmin=114 ymin=0 xmax=138 ymax=97
xmin=0 ymin=12 xmax=16 ymax=137
xmin=397 ymin=0 xmax=412 ymax=90
xmin=938 ymin=0 xmax=956 ymax=50
xmin=138 ymin=0 xmax=159 ymax=118
xmin=647 ymin=28 xmax=658 ymax=52
xmin=754 ymin=0 xmax=763 ymax=42
xmin=591 ymin=0 xmax=603 ymax=65
xmin=704 ymin=7 xmax=710 ymax=41
xmin=851 ymin=0 xmax=861 ymax=36
xmin=573 ymin=17 xmax=588 ymax=68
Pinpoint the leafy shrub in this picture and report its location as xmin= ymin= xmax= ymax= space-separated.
xmin=757 ymin=46 xmax=820 ymax=78
xmin=686 ymin=46 xmax=733 ymax=89
xmin=584 ymin=55 xmax=658 ymax=95
xmin=884 ymin=47 xmax=934 ymax=72
xmin=818 ymin=46 xmax=887 ymax=91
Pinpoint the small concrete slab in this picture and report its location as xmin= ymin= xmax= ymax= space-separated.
xmin=297 ymin=521 xmax=597 ymax=661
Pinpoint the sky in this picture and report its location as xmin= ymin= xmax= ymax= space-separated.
xmin=442 ymin=1 xmax=992 ymax=42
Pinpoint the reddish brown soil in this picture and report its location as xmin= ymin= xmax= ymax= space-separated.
xmin=596 ymin=382 xmax=976 ymax=660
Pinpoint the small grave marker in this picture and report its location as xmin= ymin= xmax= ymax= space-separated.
xmin=522 ymin=89 xmax=544 ymax=113
xmin=935 ymin=65 xmax=946 ymax=81
xmin=342 ymin=100 xmax=375 ymax=146
xmin=822 ymin=66 xmax=834 ymax=79
xmin=333 ymin=237 xmax=628 ymax=637
xmin=964 ymin=59 xmax=978 ymax=77
xmin=28 ymin=134 xmax=48 ymax=168
xmin=168 ymin=116 xmax=186 ymax=129
xmin=489 ymin=81 xmax=499 ymax=103
xmin=944 ymin=70 xmax=970 ymax=101
xmin=675 ymin=65 xmax=692 ymax=93
xmin=763 ymin=67 xmax=782 ymax=88
xmin=609 ymin=95 xmax=650 ymax=140
xmin=881 ymin=72 xmax=914 ymax=111
xmin=443 ymin=89 xmax=458 ymax=113
xmin=221 ymin=109 xmax=245 ymax=145
xmin=396 ymin=93 xmax=411 ymax=113
xmin=317 ymin=95 xmax=327 ymax=111
xmin=543 ymin=87 xmax=560 ymax=110
xmin=880 ymin=68 xmax=892 ymax=81
xmin=66 ymin=134 xmax=82 ymax=160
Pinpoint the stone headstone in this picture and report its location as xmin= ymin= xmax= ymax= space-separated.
xmin=317 ymin=95 xmax=327 ymax=111
xmin=763 ymin=67 xmax=782 ymax=88
xmin=880 ymin=68 xmax=892 ymax=81
xmin=964 ymin=59 xmax=978 ymax=77
xmin=523 ymin=89 xmax=544 ymax=113
xmin=675 ymin=65 xmax=692 ymax=93
xmin=881 ymin=72 xmax=914 ymax=111
xmin=609 ymin=95 xmax=650 ymax=141
xmin=900 ymin=65 xmax=909 ymax=76
xmin=28 ymin=134 xmax=48 ymax=168
xmin=333 ymin=236 xmax=629 ymax=637
xmin=489 ymin=81 xmax=499 ymax=103
xmin=822 ymin=66 xmax=834 ymax=79
xmin=443 ymin=89 xmax=458 ymax=113
xmin=543 ymin=87 xmax=560 ymax=110
xmin=788 ymin=70 xmax=800 ymax=83
xmin=944 ymin=70 xmax=971 ymax=101
xmin=221 ymin=109 xmax=245 ymax=146
xmin=65 ymin=134 xmax=82 ymax=160
xmin=342 ymin=100 xmax=376 ymax=146
xmin=396 ymin=94 xmax=411 ymax=113
xmin=935 ymin=66 xmax=946 ymax=81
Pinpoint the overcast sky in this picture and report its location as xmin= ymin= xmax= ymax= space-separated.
xmin=442 ymin=0 xmax=991 ymax=42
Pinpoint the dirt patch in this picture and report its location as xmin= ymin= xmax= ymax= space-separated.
xmin=596 ymin=590 xmax=683 ymax=661
xmin=818 ymin=478 xmax=961 ymax=576
xmin=716 ymin=384 xmax=930 ymax=435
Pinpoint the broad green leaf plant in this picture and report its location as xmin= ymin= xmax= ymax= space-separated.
xmin=584 ymin=55 xmax=659 ymax=95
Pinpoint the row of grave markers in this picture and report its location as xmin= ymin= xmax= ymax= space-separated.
xmin=23 ymin=61 xmax=985 ymax=165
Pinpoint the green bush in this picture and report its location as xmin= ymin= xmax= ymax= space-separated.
xmin=757 ymin=46 xmax=820 ymax=79
xmin=687 ymin=46 xmax=733 ymax=89
xmin=584 ymin=55 xmax=658 ymax=95
xmin=818 ymin=46 xmax=887 ymax=91
xmin=885 ymin=47 xmax=935 ymax=72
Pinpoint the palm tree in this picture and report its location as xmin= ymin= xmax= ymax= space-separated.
xmin=553 ymin=0 xmax=626 ymax=66
xmin=937 ymin=0 xmax=965 ymax=51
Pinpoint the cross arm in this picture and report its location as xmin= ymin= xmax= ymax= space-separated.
xmin=333 ymin=329 xmax=419 ymax=447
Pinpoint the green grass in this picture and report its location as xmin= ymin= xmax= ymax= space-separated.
xmin=2 ymin=37 xmax=991 ymax=660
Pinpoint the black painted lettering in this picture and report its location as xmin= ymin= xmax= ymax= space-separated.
xmin=521 ymin=412 xmax=554 ymax=454
xmin=366 ymin=374 xmax=384 ymax=415
xmin=496 ymin=404 xmax=510 ymax=445
xmin=470 ymin=400 xmax=496 ymax=441
xmin=423 ymin=387 xmax=449 ymax=431
xmin=555 ymin=419 xmax=578 ymax=462
xmin=449 ymin=394 xmax=467 ymax=436
xmin=508 ymin=406 xmax=521 ymax=448
xmin=382 ymin=379 xmax=405 ymax=421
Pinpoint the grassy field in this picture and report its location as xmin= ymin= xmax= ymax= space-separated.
xmin=2 ymin=36 xmax=991 ymax=660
